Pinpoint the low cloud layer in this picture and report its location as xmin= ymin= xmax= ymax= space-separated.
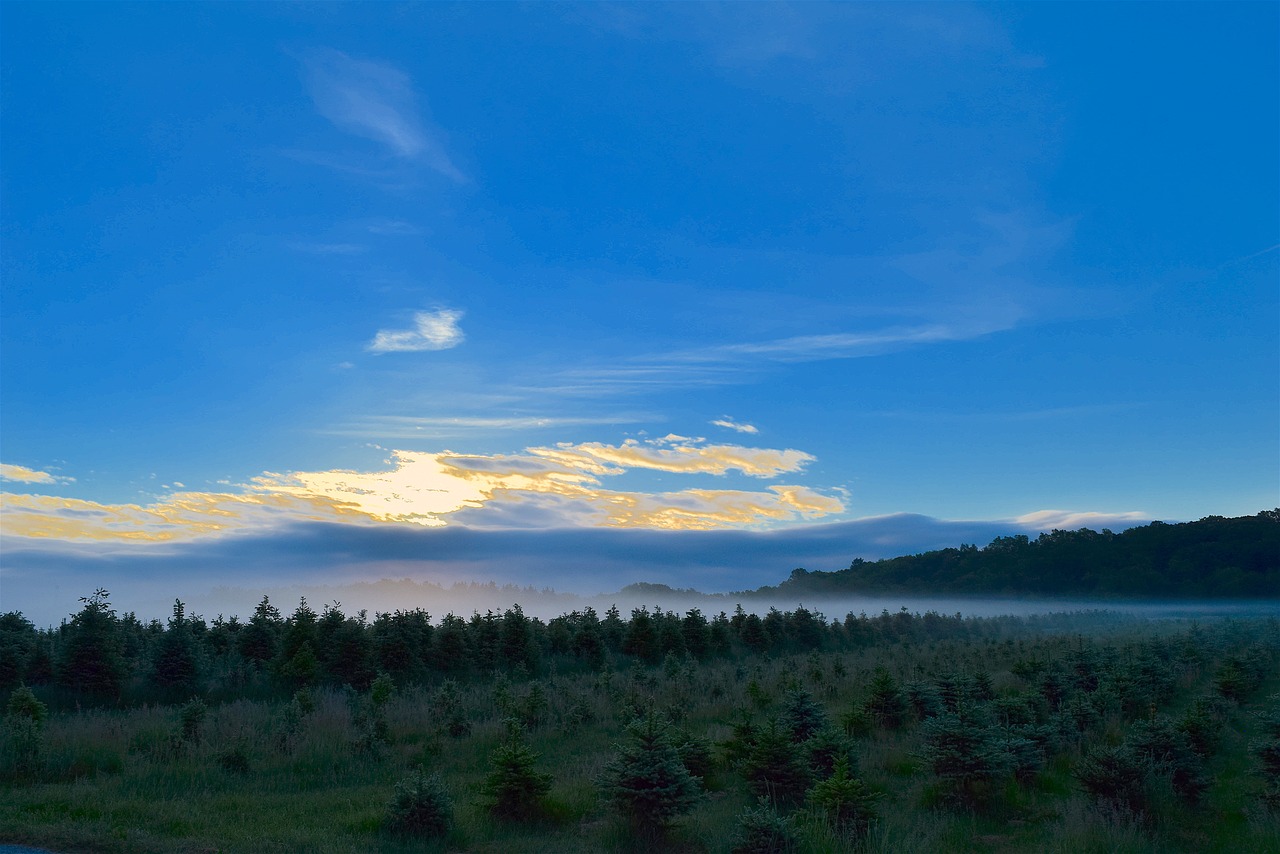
xmin=0 ymin=510 xmax=1156 ymax=627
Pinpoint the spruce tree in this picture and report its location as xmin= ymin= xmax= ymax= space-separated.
xmin=743 ymin=718 xmax=812 ymax=807
xmin=807 ymin=756 xmax=881 ymax=839
xmin=57 ymin=589 xmax=126 ymax=699
xmin=482 ymin=718 xmax=552 ymax=820
xmin=602 ymin=711 xmax=702 ymax=833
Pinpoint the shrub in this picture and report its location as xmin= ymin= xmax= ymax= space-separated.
xmin=4 ymin=685 xmax=46 ymax=779
xmin=175 ymin=698 xmax=208 ymax=747
xmin=386 ymin=767 xmax=453 ymax=837
xmin=217 ymin=745 xmax=251 ymax=776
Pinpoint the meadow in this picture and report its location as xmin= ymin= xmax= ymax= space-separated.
xmin=1 ymin=598 xmax=1278 ymax=853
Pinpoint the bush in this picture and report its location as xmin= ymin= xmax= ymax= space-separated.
xmin=217 ymin=745 xmax=251 ymax=776
xmin=386 ymin=767 xmax=453 ymax=837
xmin=175 ymin=698 xmax=208 ymax=747
xmin=4 ymin=685 xmax=47 ymax=779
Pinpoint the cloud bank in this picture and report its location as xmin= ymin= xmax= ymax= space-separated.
xmin=0 ymin=511 xmax=1157 ymax=627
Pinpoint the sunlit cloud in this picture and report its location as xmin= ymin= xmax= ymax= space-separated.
xmin=368 ymin=308 xmax=465 ymax=353
xmin=0 ymin=490 xmax=363 ymax=542
xmin=299 ymin=47 xmax=464 ymax=181
xmin=525 ymin=439 xmax=812 ymax=477
xmin=0 ymin=463 xmax=73 ymax=485
xmin=712 ymin=417 xmax=759 ymax=434
xmin=1 ymin=437 xmax=843 ymax=542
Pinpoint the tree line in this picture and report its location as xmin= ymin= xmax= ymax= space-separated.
xmin=764 ymin=510 xmax=1279 ymax=598
xmin=0 ymin=589 xmax=1127 ymax=707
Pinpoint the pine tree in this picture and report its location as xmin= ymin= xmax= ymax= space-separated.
xmin=602 ymin=711 xmax=702 ymax=833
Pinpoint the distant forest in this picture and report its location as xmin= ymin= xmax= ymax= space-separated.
xmin=759 ymin=510 xmax=1279 ymax=599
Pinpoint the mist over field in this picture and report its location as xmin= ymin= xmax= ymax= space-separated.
xmin=2 ymin=512 xmax=1155 ymax=627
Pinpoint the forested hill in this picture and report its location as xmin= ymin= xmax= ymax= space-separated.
xmin=756 ymin=510 xmax=1280 ymax=599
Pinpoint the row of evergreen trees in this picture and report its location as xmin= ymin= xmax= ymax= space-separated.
xmin=0 ymin=590 xmax=1120 ymax=705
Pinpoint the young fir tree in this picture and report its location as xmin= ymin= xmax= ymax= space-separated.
xmin=56 ymin=589 xmax=126 ymax=699
xmin=864 ymin=667 xmax=909 ymax=729
xmin=602 ymin=710 xmax=702 ymax=834
xmin=731 ymin=797 xmax=801 ymax=853
xmin=743 ymin=718 xmax=813 ymax=807
xmin=807 ymin=756 xmax=881 ymax=839
xmin=482 ymin=718 xmax=553 ymax=820
xmin=152 ymin=599 xmax=200 ymax=696
xmin=386 ymin=766 xmax=453 ymax=838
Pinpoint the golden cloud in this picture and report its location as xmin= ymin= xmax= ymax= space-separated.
xmin=0 ymin=463 xmax=71 ymax=485
xmin=1 ymin=437 xmax=845 ymax=542
xmin=526 ymin=439 xmax=813 ymax=477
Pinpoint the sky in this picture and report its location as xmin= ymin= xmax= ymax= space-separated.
xmin=2 ymin=3 xmax=1277 ymax=624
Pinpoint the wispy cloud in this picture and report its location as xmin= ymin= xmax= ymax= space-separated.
xmin=1015 ymin=509 xmax=1151 ymax=530
xmin=287 ymin=241 xmax=367 ymax=255
xmin=0 ymin=464 xmax=73 ymax=485
xmin=711 ymin=417 xmax=758 ymax=434
xmin=329 ymin=413 xmax=653 ymax=439
xmin=298 ymin=48 xmax=464 ymax=182
xmin=368 ymin=309 xmax=465 ymax=353
xmin=673 ymin=323 xmax=989 ymax=364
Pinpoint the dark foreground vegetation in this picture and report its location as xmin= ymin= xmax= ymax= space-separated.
xmin=759 ymin=510 xmax=1280 ymax=599
xmin=2 ymin=589 xmax=1279 ymax=852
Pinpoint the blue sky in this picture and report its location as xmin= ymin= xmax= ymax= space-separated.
xmin=1 ymin=3 xmax=1277 ymax=620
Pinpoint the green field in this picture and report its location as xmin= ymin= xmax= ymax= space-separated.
xmin=1 ymin=602 xmax=1278 ymax=852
